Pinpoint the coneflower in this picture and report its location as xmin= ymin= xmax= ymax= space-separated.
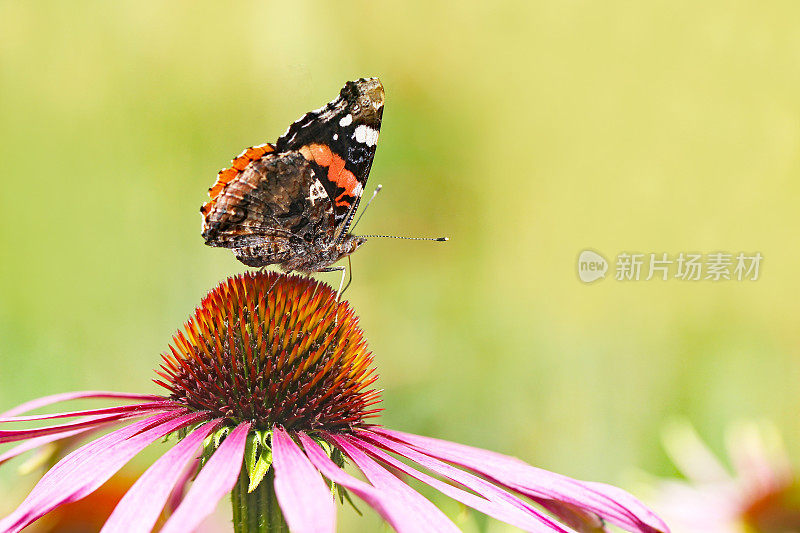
xmin=0 ymin=273 xmax=668 ymax=533
xmin=648 ymin=420 xmax=800 ymax=533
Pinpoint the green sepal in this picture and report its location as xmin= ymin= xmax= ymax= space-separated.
xmin=244 ymin=431 xmax=261 ymax=475
xmin=201 ymin=425 xmax=232 ymax=468
xmin=316 ymin=437 xmax=335 ymax=457
xmin=328 ymin=447 xmax=361 ymax=515
xmin=248 ymin=447 xmax=273 ymax=493
xmin=245 ymin=429 xmax=274 ymax=493
xmin=340 ymin=486 xmax=362 ymax=516
xmin=214 ymin=426 xmax=231 ymax=447
xmin=162 ymin=425 xmax=189 ymax=444
xmin=331 ymin=446 xmax=347 ymax=468
xmin=309 ymin=436 xmax=361 ymax=515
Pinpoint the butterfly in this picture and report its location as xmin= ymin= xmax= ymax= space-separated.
xmin=201 ymin=77 xmax=385 ymax=280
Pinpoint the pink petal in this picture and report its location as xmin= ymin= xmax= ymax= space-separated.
xmin=533 ymin=500 xmax=608 ymax=533
xmin=333 ymin=434 xmax=460 ymax=532
xmin=160 ymin=421 xmax=251 ymax=533
xmin=0 ymin=400 xmax=180 ymax=423
xmin=582 ymin=482 xmax=667 ymax=531
xmin=337 ymin=434 xmax=571 ymax=533
xmin=272 ymin=427 xmax=336 ymax=533
xmin=0 ymin=416 xmax=126 ymax=467
xmin=1 ymin=391 xmax=162 ymax=417
xmin=0 ymin=425 xmax=104 ymax=467
xmin=298 ymin=432 xmax=438 ymax=533
xmin=370 ymin=428 xmax=668 ymax=533
xmin=0 ymin=411 xmax=153 ymax=444
xmin=100 ymin=418 xmax=223 ymax=533
xmin=0 ymin=409 xmax=206 ymax=533
xmin=166 ymin=455 xmax=201 ymax=513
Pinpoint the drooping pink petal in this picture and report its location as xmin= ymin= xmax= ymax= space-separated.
xmin=0 ymin=424 xmax=107 ymax=467
xmin=333 ymin=434 xmax=461 ymax=533
xmin=580 ymin=482 xmax=667 ymax=531
xmin=272 ymin=427 xmax=336 ymax=533
xmin=0 ymin=415 xmax=129 ymax=468
xmin=0 ymin=411 xmax=192 ymax=530
xmin=530 ymin=500 xmax=607 ymax=533
xmin=337 ymin=434 xmax=573 ymax=533
xmin=520 ymin=477 xmax=666 ymax=533
xmin=369 ymin=428 xmax=668 ymax=533
xmin=166 ymin=455 xmax=201 ymax=513
xmin=100 ymin=418 xmax=223 ymax=533
xmin=298 ymin=432 xmax=441 ymax=533
xmin=0 ymin=391 xmax=162 ymax=417
xmin=0 ymin=409 xmax=206 ymax=533
xmin=0 ymin=400 xmax=181 ymax=423
xmin=160 ymin=421 xmax=251 ymax=533
xmin=0 ymin=411 xmax=154 ymax=445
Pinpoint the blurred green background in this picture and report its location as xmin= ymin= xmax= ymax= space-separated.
xmin=2 ymin=1 xmax=799 ymax=531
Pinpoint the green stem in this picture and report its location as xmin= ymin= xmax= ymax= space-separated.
xmin=231 ymin=467 xmax=287 ymax=533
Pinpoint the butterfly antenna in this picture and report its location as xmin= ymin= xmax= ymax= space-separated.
xmin=361 ymin=234 xmax=449 ymax=241
xmin=350 ymin=184 xmax=383 ymax=233
xmin=351 ymin=184 xmax=449 ymax=242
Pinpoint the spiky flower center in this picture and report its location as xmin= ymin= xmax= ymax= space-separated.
xmin=155 ymin=272 xmax=380 ymax=431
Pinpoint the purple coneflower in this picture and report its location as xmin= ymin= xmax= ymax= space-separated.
xmin=1 ymin=272 xmax=668 ymax=533
xmin=648 ymin=420 xmax=800 ymax=533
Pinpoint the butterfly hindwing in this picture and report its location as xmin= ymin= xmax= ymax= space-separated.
xmin=202 ymin=151 xmax=337 ymax=266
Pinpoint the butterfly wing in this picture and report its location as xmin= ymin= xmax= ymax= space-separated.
xmin=201 ymin=77 xmax=384 ymax=267
xmin=276 ymin=77 xmax=384 ymax=236
xmin=201 ymin=148 xmax=337 ymax=267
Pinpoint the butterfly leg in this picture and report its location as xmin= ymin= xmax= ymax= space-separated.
xmin=255 ymin=267 xmax=282 ymax=296
xmin=318 ymin=265 xmax=347 ymax=300
xmin=341 ymin=256 xmax=354 ymax=295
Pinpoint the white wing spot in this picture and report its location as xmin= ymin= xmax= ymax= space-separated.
xmin=333 ymin=133 xmax=338 ymax=141
xmin=308 ymin=179 xmax=327 ymax=205
xmin=353 ymin=124 xmax=379 ymax=147
xmin=339 ymin=114 xmax=353 ymax=127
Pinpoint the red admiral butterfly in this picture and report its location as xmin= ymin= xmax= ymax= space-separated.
xmin=201 ymin=77 xmax=385 ymax=275
xmin=201 ymin=77 xmax=445 ymax=289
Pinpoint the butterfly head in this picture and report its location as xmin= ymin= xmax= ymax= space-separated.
xmin=339 ymin=234 xmax=368 ymax=257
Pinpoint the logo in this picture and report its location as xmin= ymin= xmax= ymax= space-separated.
xmin=577 ymin=250 xmax=608 ymax=283
xmin=577 ymin=250 xmax=763 ymax=283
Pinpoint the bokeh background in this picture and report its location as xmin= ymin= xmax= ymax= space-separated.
xmin=2 ymin=1 xmax=800 ymax=531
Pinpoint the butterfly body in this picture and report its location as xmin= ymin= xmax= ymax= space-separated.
xmin=201 ymin=77 xmax=384 ymax=273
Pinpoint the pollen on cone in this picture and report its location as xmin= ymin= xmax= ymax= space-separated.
xmin=155 ymin=272 xmax=381 ymax=431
